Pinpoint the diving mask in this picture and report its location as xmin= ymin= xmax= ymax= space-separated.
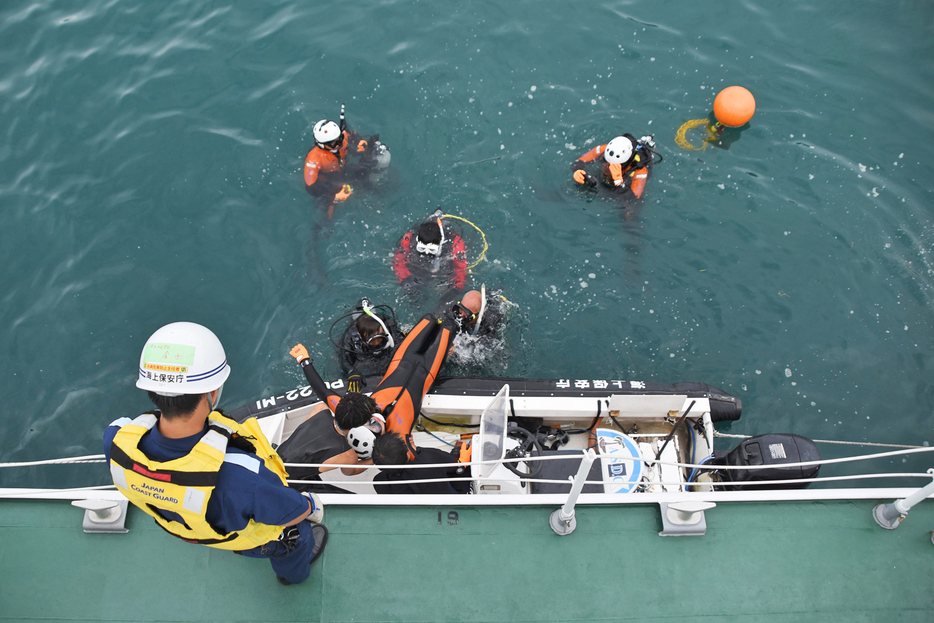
xmin=363 ymin=332 xmax=388 ymax=349
xmin=415 ymin=216 xmax=446 ymax=256
xmin=415 ymin=239 xmax=442 ymax=255
xmin=320 ymin=134 xmax=344 ymax=152
xmin=453 ymin=302 xmax=477 ymax=324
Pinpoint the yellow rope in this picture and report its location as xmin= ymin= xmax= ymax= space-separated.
xmin=675 ymin=118 xmax=715 ymax=151
xmin=442 ymin=213 xmax=488 ymax=270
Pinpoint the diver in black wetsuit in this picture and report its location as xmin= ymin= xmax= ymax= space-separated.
xmin=446 ymin=287 xmax=510 ymax=339
xmin=372 ymin=432 xmax=469 ymax=495
xmin=273 ymin=400 xmax=372 ymax=494
xmin=330 ymin=298 xmax=404 ymax=378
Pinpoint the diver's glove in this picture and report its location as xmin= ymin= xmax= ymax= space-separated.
xmin=356 ymin=140 xmax=368 ymax=153
xmin=290 ymin=344 xmax=311 ymax=365
xmin=334 ymin=184 xmax=353 ymax=202
xmin=572 ymin=169 xmax=598 ymax=187
xmin=347 ymin=369 xmax=363 ymax=393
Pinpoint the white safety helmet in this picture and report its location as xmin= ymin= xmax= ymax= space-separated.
xmin=136 ymin=322 xmax=230 ymax=398
xmin=604 ymin=136 xmax=634 ymax=164
xmin=347 ymin=425 xmax=377 ymax=460
xmin=313 ymin=119 xmax=342 ymax=147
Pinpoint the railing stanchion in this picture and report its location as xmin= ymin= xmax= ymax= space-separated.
xmin=873 ymin=468 xmax=934 ymax=530
xmin=549 ymin=449 xmax=597 ymax=535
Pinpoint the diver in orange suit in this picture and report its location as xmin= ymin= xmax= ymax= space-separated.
xmin=290 ymin=313 xmax=454 ymax=461
xmin=304 ymin=104 xmax=388 ymax=219
xmin=571 ymin=134 xmax=659 ymax=199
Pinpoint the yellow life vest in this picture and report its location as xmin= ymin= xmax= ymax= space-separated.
xmin=109 ymin=410 xmax=290 ymax=550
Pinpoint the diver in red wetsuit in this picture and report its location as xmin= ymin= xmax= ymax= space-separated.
xmin=392 ymin=211 xmax=468 ymax=291
xmin=571 ymin=134 xmax=659 ymax=199
xmin=289 ymin=313 xmax=455 ymax=461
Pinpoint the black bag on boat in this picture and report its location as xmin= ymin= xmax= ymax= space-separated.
xmin=714 ymin=433 xmax=820 ymax=490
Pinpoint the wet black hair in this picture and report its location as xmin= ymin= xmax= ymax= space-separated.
xmin=147 ymin=392 xmax=204 ymax=420
xmin=334 ymin=392 xmax=377 ymax=430
xmin=372 ymin=432 xmax=408 ymax=466
xmin=416 ymin=221 xmax=442 ymax=245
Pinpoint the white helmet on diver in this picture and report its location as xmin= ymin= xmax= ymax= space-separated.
xmin=314 ymin=119 xmax=343 ymax=151
xmin=604 ymin=135 xmax=635 ymax=165
xmin=136 ymin=322 xmax=230 ymax=405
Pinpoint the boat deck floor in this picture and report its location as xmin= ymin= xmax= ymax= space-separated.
xmin=2 ymin=498 xmax=932 ymax=622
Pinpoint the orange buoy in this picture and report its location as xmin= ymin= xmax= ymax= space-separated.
xmin=713 ymin=86 xmax=756 ymax=127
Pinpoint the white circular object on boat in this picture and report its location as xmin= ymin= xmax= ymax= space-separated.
xmin=596 ymin=428 xmax=643 ymax=494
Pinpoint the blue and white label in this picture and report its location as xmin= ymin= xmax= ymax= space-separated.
xmin=596 ymin=428 xmax=643 ymax=494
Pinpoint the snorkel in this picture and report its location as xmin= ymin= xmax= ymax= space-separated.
xmin=339 ymin=102 xmax=346 ymax=133
xmin=415 ymin=214 xmax=446 ymax=256
xmin=361 ymin=299 xmax=395 ymax=351
xmin=471 ymin=283 xmax=487 ymax=336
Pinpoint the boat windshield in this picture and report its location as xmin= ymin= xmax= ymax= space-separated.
xmin=478 ymin=384 xmax=510 ymax=479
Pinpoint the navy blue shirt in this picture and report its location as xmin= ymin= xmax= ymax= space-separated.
xmin=103 ymin=416 xmax=307 ymax=535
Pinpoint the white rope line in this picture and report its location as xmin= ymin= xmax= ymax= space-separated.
xmin=285 ymin=471 xmax=934 ymax=489
xmin=0 ymin=454 xmax=107 ymax=468
xmin=286 ymin=445 xmax=934 ymax=472
xmin=0 ymin=484 xmax=116 ymax=498
xmin=3 ymin=444 xmax=932 ymax=474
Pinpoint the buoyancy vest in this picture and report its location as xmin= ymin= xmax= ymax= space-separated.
xmin=602 ymin=153 xmax=648 ymax=195
xmin=109 ymin=411 xmax=289 ymax=550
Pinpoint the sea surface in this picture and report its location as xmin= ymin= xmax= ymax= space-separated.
xmin=2 ymin=1 xmax=933 ymax=488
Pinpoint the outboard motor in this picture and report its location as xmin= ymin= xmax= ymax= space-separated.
xmin=712 ymin=433 xmax=819 ymax=490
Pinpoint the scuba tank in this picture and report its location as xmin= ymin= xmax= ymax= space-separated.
xmin=371 ymin=141 xmax=391 ymax=171
xmin=362 ymin=137 xmax=391 ymax=183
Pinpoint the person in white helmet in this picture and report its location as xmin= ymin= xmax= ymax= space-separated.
xmin=103 ymin=322 xmax=327 ymax=586
xmin=570 ymin=133 xmax=659 ymax=199
xmin=303 ymin=104 xmax=389 ymax=219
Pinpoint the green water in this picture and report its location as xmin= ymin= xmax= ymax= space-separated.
xmin=2 ymin=1 xmax=933 ymax=488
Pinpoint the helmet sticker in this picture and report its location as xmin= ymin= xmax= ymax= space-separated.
xmin=142 ymin=343 xmax=196 ymax=373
